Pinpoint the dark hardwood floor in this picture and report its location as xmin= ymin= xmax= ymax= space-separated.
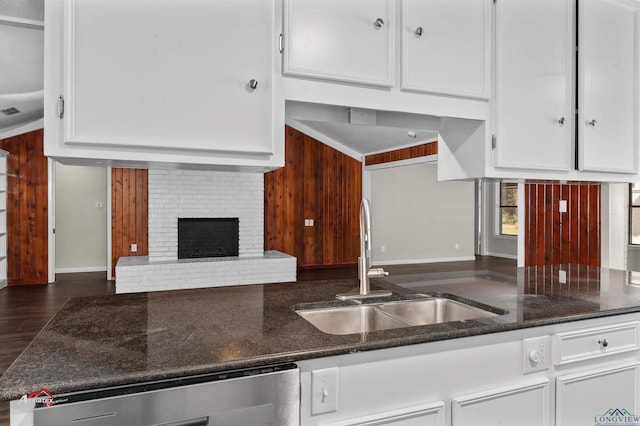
xmin=0 ymin=273 xmax=115 ymax=425
xmin=0 ymin=256 xmax=516 ymax=425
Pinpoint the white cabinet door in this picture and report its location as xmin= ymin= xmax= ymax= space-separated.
xmin=578 ymin=0 xmax=639 ymax=173
xmin=556 ymin=363 xmax=640 ymax=426
xmin=283 ymin=0 xmax=394 ymax=87
xmin=494 ymin=0 xmax=574 ymax=171
xmin=61 ymin=0 xmax=275 ymax=156
xmin=452 ymin=379 xmax=550 ymax=426
xmin=323 ymin=402 xmax=445 ymax=426
xmin=401 ymin=0 xmax=491 ymax=99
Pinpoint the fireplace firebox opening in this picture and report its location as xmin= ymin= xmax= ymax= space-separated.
xmin=178 ymin=218 xmax=239 ymax=259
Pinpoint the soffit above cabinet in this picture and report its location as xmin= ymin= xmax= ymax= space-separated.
xmin=285 ymin=101 xmax=439 ymax=160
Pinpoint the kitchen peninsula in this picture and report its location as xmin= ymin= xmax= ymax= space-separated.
xmin=2 ymin=265 xmax=640 ymax=425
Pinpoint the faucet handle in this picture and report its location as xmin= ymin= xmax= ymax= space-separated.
xmin=368 ymin=268 xmax=389 ymax=278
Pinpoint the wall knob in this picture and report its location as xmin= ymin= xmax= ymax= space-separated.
xmin=248 ymin=79 xmax=259 ymax=90
xmin=374 ymin=18 xmax=384 ymax=28
xmin=598 ymin=339 xmax=609 ymax=348
xmin=588 ymin=119 xmax=597 ymax=127
xmin=415 ymin=27 xmax=424 ymax=37
xmin=558 ymin=117 xmax=565 ymax=125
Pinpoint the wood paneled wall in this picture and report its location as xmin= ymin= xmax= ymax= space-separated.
xmin=365 ymin=141 xmax=438 ymax=166
xmin=524 ymin=182 xmax=601 ymax=266
xmin=0 ymin=130 xmax=48 ymax=285
xmin=111 ymin=169 xmax=148 ymax=277
xmin=265 ymin=126 xmax=362 ymax=268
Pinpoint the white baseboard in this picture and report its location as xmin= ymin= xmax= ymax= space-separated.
xmin=55 ymin=266 xmax=107 ymax=274
xmin=372 ymin=256 xmax=476 ymax=266
xmin=485 ymin=252 xmax=518 ymax=260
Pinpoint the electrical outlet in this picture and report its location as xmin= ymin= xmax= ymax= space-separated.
xmin=559 ymin=269 xmax=567 ymax=284
xmin=131 ymin=243 xmax=137 ymax=253
xmin=559 ymin=199 xmax=567 ymax=213
xmin=523 ymin=336 xmax=551 ymax=374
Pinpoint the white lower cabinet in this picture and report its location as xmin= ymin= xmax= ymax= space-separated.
xmin=322 ymin=402 xmax=445 ymax=426
xmin=452 ymin=379 xmax=549 ymax=426
xmin=556 ymin=363 xmax=640 ymax=426
xmin=553 ymin=320 xmax=640 ymax=426
xmin=298 ymin=315 xmax=640 ymax=426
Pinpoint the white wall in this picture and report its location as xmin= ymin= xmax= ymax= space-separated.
xmin=601 ymin=183 xmax=628 ymax=270
xmin=370 ymin=162 xmax=475 ymax=265
xmin=54 ymin=163 xmax=107 ymax=273
xmin=482 ymin=181 xmax=517 ymax=259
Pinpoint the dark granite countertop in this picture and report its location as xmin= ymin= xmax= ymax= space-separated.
xmin=2 ymin=264 xmax=640 ymax=401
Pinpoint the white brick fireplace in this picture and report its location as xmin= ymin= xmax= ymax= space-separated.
xmin=147 ymin=169 xmax=264 ymax=261
xmin=115 ymin=169 xmax=296 ymax=293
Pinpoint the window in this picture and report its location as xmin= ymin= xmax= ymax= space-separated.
xmin=499 ymin=182 xmax=518 ymax=236
xmin=630 ymin=183 xmax=640 ymax=244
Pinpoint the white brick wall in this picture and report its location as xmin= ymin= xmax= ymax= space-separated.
xmin=148 ymin=169 xmax=264 ymax=261
xmin=115 ymin=251 xmax=297 ymax=294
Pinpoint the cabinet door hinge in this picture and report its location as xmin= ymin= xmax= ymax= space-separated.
xmin=279 ymin=33 xmax=284 ymax=53
xmin=492 ymin=134 xmax=496 ymax=150
xmin=57 ymin=95 xmax=64 ymax=119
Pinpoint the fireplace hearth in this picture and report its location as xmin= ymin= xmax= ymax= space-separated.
xmin=178 ymin=218 xmax=239 ymax=259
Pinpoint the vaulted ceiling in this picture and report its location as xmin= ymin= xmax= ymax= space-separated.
xmin=0 ymin=0 xmax=44 ymax=137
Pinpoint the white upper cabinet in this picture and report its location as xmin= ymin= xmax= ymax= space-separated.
xmin=493 ymin=0 xmax=574 ymax=172
xmin=578 ymin=0 xmax=639 ymax=173
xmin=283 ymin=0 xmax=395 ymax=87
xmin=45 ymin=0 xmax=283 ymax=170
xmin=282 ymin=0 xmax=491 ymax=109
xmin=486 ymin=0 xmax=640 ymax=180
xmin=401 ymin=0 xmax=491 ymax=99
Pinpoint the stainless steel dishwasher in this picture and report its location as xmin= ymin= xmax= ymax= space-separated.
xmin=32 ymin=364 xmax=299 ymax=426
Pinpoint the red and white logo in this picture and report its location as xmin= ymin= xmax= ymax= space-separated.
xmin=20 ymin=388 xmax=54 ymax=407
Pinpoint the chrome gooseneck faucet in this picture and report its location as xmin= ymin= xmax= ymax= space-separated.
xmin=337 ymin=198 xmax=391 ymax=300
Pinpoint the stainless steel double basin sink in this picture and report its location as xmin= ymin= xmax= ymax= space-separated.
xmin=294 ymin=296 xmax=506 ymax=335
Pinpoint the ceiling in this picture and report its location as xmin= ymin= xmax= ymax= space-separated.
xmin=0 ymin=0 xmax=44 ymax=136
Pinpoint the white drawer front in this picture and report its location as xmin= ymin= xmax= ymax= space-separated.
xmin=554 ymin=321 xmax=640 ymax=365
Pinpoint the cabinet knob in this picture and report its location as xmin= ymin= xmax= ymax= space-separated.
xmin=248 ymin=79 xmax=259 ymax=90
xmin=588 ymin=119 xmax=597 ymax=127
xmin=558 ymin=117 xmax=565 ymax=125
xmin=374 ymin=18 xmax=385 ymax=28
xmin=598 ymin=339 xmax=609 ymax=348
xmin=529 ymin=350 xmax=541 ymax=364
xmin=415 ymin=27 xmax=424 ymax=37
